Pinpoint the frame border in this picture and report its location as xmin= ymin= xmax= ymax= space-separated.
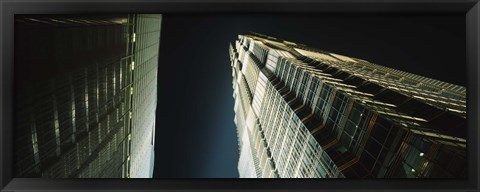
xmin=1 ymin=0 xmax=479 ymax=191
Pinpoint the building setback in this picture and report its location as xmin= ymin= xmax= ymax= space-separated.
xmin=14 ymin=14 xmax=161 ymax=178
xmin=230 ymin=33 xmax=466 ymax=178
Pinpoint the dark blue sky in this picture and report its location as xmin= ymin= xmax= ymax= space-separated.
xmin=153 ymin=13 xmax=465 ymax=178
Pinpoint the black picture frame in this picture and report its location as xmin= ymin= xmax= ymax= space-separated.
xmin=1 ymin=0 xmax=479 ymax=191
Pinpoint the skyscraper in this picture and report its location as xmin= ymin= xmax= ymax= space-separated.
xmin=14 ymin=14 xmax=161 ymax=178
xmin=230 ymin=33 xmax=466 ymax=178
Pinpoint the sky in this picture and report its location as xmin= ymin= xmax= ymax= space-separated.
xmin=153 ymin=13 xmax=466 ymax=178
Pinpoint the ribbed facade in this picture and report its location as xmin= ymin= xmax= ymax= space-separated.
xmin=14 ymin=14 xmax=161 ymax=178
xmin=230 ymin=33 xmax=466 ymax=178
xmin=129 ymin=14 xmax=161 ymax=178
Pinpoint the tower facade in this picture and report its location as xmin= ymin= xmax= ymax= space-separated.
xmin=14 ymin=14 xmax=161 ymax=178
xmin=230 ymin=33 xmax=466 ymax=178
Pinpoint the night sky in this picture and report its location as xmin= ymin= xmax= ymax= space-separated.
xmin=154 ymin=13 xmax=466 ymax=178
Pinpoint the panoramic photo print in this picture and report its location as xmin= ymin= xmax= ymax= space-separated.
xmin=13 ymin=13 xmax=466 ymax=178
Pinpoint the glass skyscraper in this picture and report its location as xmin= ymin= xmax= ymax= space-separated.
xmin=14 ymin=14 xmax=161 ymax=178
xmin=230 ymin=33 xmax=466 ymax=178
